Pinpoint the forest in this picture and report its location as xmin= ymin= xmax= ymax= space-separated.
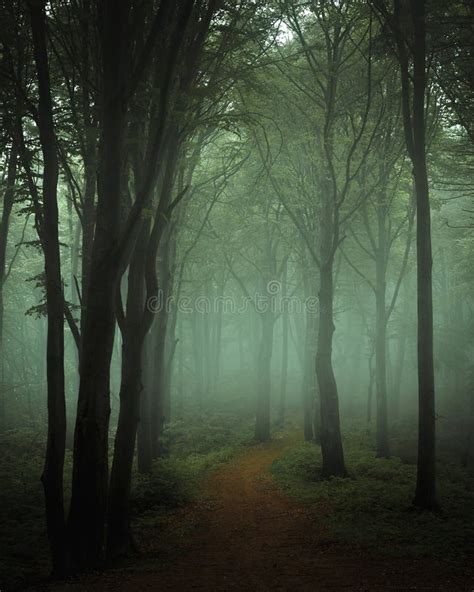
xmin=0 ymin=0 xmax=473 ymax=590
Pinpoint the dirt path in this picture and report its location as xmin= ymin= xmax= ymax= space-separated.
xmin=49 ymin=433 xmax=472 ymax=591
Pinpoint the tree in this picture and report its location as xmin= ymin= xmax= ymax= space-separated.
xmin=373 ymin=0 xmax=438 ymax=508
xmin=25 ymin=0 xmax=66 ymax=574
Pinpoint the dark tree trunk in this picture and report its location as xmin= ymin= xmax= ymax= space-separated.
xmin=28 ymin=0 xmax=67 ymax=574
xmin=107 ymin=217 xmax=148 ymax=558
xmin=150 ymin=243 xmax=172 ymax=458
xmin=367 ymin=349 xmax=375 ymax=425
xmin=255 ymin=309 xmax=273 ymax=442
xmin=395 ymin=0 xmax=437 ymax=509
xmin=107 ymin=335 xmax=142 ymax=556
xmin=0 ymin=141 xmax=17 ymax=431
xmin=81 ymin=150 xmax=96 ymax=310
xmin=391 ymin=329 xmax=407 ymax=423
xmin=150 ymin=313 xmax=168 ymax=457
xmin=277 ymin=260 xmax=288 ymax=428
xmin=192 ymin=310 xmax=204 ymax=410
xmin=316 ymin=261 xmax=347 ymax=478
xmin=303 ymin=306 xmax=317 ymax=442
xmin=67 ymin=0 xmax=129 ymax=567
xmin=375 ymin=198 xmax=390 ymax=457
xmin=79 ymin=0 xmax=97 ymax=312
xmin=211 ymin=273 xmax=225 ymax=398
xmin=137 ymin=334 xmax=153 ymax=473
xmin=176 ymin=317 xmax=185 ymax=419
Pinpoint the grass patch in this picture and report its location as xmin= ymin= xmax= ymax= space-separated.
xmin=0 ymin=426 xmax=51 ymax=591
xmin=272 ymin=424 xmax=474 ymax=560
xmin=0 ymin=411 xmax=253 ymax=590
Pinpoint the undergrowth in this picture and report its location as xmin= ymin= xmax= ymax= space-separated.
xmin=272 ymin=422 xmax=474 ymax=561
xmin=0 ymin=410 xmax=253 ymax=591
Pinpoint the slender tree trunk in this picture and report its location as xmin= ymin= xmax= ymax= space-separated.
xmin=150 ymin=318 xmax=168 ymax=456
xmin=303 ymin=306 xmax=317 ymax=441
xmin=277 ymin=261 xmax=289 ymax=428
xmin=367 ymin=348 xmax=375 ymax=425
xmin=79 ymin=0 xmax=96 ymax=311
xmin=255 ymin=309 xmax=273 ymax=442
xmin=238 ymin=323 xmax=245 ymax=373
xmin=150 ymin=247 xmax=172 ymax=457
xmin=211 ymin=274 xmax=225 ymax=397
xmin=202 ymin=298 xmax=211 ymax=397
xmin=81 ymin=150 xmax=96 ymax=311
xmin=107 ymin=217 xmax=148 ymax=558
xmin=0 ymin=141 xmax=17 ymax=431
xmin=176 ymin=317 xmax=185 ymax=419
xmin=393 ymin=0 xmax=437 ymax=509
xmin=192 ymin=310 xmax=204 ymax=410
xmin=28 ymin=0 xmax=66 ymax=574
xmin=107 ymin=329 xmax=143 ymax=558
xmin=375 ymin=200 xmax=390 ymax=457
xmin=391 ymin=329 xmax=406 ymax=423
xmin=411 ymin=0 xmax=437 ymax=509
xmin=316 ymin=259 xmax=347 ymax=477
xmin=137 ymin=334 xmax=153 ymax=473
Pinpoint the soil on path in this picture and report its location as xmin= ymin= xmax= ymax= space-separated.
xmin=47 ymin=432 xmax=473 ymax=591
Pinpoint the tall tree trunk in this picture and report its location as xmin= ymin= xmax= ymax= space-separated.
xmin=391 ymin=328 xmax=407 ymax=423
xmin=395 ymin=0 xmax=437 ymax=509
xmin=150 ymin=312 xmax=168 ymax=456
xmin=0 ymin=141 xmax=17 ymax=431
xmin=316 ymin=260 xmax=347 ymax=477
xmin=67 ymin=0 xmax=129 ymax=567
xmin=367 ymin=348 xmax=375 ymax=425
xmin=375 ymin=197 xmax=390 ymax=457
xmin=192 ymin=310 xmax=204 ymax=410
xmin=255 ymin=309 xmax=273 ymax=442
xmin=107 ymin=330 xmax=143 ymax=557
xmin=107 ymin=219 xmax=148 ymax=558
xmin=277 ymin=260 xmax=288 ymax=428
xmin=303 ymin=305 xmax=317 ymax=441
xmin=28 ymin=0 xmax=67 ymax=574
xmin=176 ymin=316 xmax=185 ymax=419
xmin=211 ymin=273 xmax=225 ymax=397
xmin=137 ymin=334 xmax=153 ymax=473
xmin=150 ymin=245 xmax=172 ymax=458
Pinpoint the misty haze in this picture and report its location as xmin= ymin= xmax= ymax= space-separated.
xmin=0 ymin=1 xmax=473 ymax=591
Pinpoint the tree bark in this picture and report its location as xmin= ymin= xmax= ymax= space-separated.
xmin=277 ymin=260 xmax=288 ymax=428
xmin=316 ymin=260 xmax=347 ymax=477
xmin=137 ymin=333 xmax=153 ymax=473
xmin=375 ymin=195 xmax=390 ymax=457
xmin=398 ymin=0 xmax=437 ymax=509
xmin=67 ymin=0 xmax=129 ymax=567
xmin=255 ymin=308 xmax=273 ymax=442
xmin=303 ymin=304 xmax=317 ymax=442
xmin=0 ymin=141 xmax=18 ymax=431
xmin=28 ymin=0 xmax=67 ymax=574
xmin=107 ymin=248 xmax=146 ymax=557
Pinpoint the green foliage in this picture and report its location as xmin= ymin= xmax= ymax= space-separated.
xmin=132 ymin=412 xmax=253 ymax=516
xmin=272 ymin=426 xmax=474 ymax=560
xmin=0 ymin=427 xmax=50 ymax=590
xmin=0 ymin=412 xmax=253 ymax=590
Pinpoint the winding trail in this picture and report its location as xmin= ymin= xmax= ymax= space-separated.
xmin=50 ymin=432 xmax=472 ymax=591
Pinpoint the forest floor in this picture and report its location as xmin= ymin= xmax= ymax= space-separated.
xmin=39 ymin=429 xmax=474 ymax=592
